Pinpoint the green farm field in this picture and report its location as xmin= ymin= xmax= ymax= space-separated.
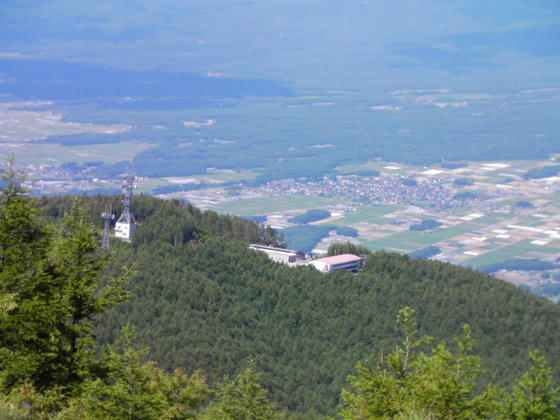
xmin=363 ymin=225 xmax=473 ymax=252
xmin=462 ymin=240 xmax=537 ymax=268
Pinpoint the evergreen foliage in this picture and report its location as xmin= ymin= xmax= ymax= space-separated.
xmin=506 ymin=351 xmax=560 ymax=419
xmin=202 ymin=361 xmax=277 ymax=419
xmin=281 ymin=224 xmax=334 ymax=252
xmin=0 ymin=161 xmax=127 ymax=394
xmin=0 ymin=160 xmax=52 ymax=391
xmin=341 ymin=309 xmax=560 ymax=419
xmin=34 ymin=194 xmax=560 ymax=416
xmin=0 ymin=166 xmax=281 ymax=419
xmin=341 ymin=308 xmax=497 ymax=419
xmin=327 ymin=241 xmax=370 ymax=256
xmin=57 ymin=327 xmax=210 ymax=419
xmin=3 ymin=176 xmax=560 ymax=418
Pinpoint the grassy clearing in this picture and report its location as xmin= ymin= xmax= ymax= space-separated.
xmin=215 ymin=195 xmax=338 ymax=217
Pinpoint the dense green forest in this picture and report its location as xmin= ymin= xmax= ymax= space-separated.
xmin=3 ymin=166 xmax=560 ymax=418
xmin=281 ymin=224 xmax=335 ymax=253
xmin=36 ymin=194 xmax=560 ymax=415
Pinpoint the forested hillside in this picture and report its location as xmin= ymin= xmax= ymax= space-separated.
xmin=36 ymin=194 xmax=560 ymax=416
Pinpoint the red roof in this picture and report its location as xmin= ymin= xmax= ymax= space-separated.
xmin=314 ymin=254 xmax=363 ymax=265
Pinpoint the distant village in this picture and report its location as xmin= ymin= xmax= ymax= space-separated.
xmin=8 ymin=158 xmax=528 ymax=215
xmin=249 ymin=174 xmax=487 ymax=209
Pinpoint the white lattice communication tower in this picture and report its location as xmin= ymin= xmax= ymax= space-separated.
xmin=101 ymin=205 xmax=115 ymax=250
xmin=115 ymin=175 xmax=137 ymax=241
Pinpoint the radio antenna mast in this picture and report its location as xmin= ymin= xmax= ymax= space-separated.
xmin=115 ymin=174 xmax=137 ymax=242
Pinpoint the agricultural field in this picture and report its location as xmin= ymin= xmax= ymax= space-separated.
xmin=6 ymin=122 xmax=560 ymax=298
xmin=162 ymin=156 xmax=560 ymax=299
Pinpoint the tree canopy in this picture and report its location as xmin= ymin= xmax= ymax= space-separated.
xmin=2 ymin=167 xmax=560 ymax=418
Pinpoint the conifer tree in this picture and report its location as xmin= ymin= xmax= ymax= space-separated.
xmin=0 ymin=158 xmax=53 ymax=391
xmin=505 ymin=351 xmax=559 ymax=419
xmin=202 ymin=361 xmax=278 ymax=419
xmin=57 ymin=327 xmax=209 ymax=420
xmin=46 ymin=201 xmax=129 ymax=388
xmin=0 ymin=160 xmax=128 ymax=392
xmin=341 ymin=307 xmax=499 ymax=419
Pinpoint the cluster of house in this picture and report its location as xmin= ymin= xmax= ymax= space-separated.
xmin=248 ymin=244 xmax=363 ymax=273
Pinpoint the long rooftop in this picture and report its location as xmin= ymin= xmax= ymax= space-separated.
xmin=249 ymin=244 xmax=299 ymax=254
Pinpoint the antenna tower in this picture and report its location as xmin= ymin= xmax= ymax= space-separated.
xmin=115 ymin=174 xmax=137 ymax=241
xmin=101 ymin=204 xmax=115 ymax=250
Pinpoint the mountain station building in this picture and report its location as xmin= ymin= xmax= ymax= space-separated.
xmin=309 ymin=254 xmax=363 ymax=273
xmin=249 ymin=244 xmax=305 ymax=264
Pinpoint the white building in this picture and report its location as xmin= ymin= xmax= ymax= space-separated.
xmin=249 ymin=244 xmax=305 ymax=264
xmin=115 ymin=216 xmax=136 ymax=241
xmin=309 ymin=254 xmax=363 ymax=273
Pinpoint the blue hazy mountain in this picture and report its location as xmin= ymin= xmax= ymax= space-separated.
xmin=0 ymin=59 xmax=292 ymax=104
xmin=1 ymin=1 xmax=559 ymax=179
xmin=2 ymin=0 xmax=558 ymax=88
